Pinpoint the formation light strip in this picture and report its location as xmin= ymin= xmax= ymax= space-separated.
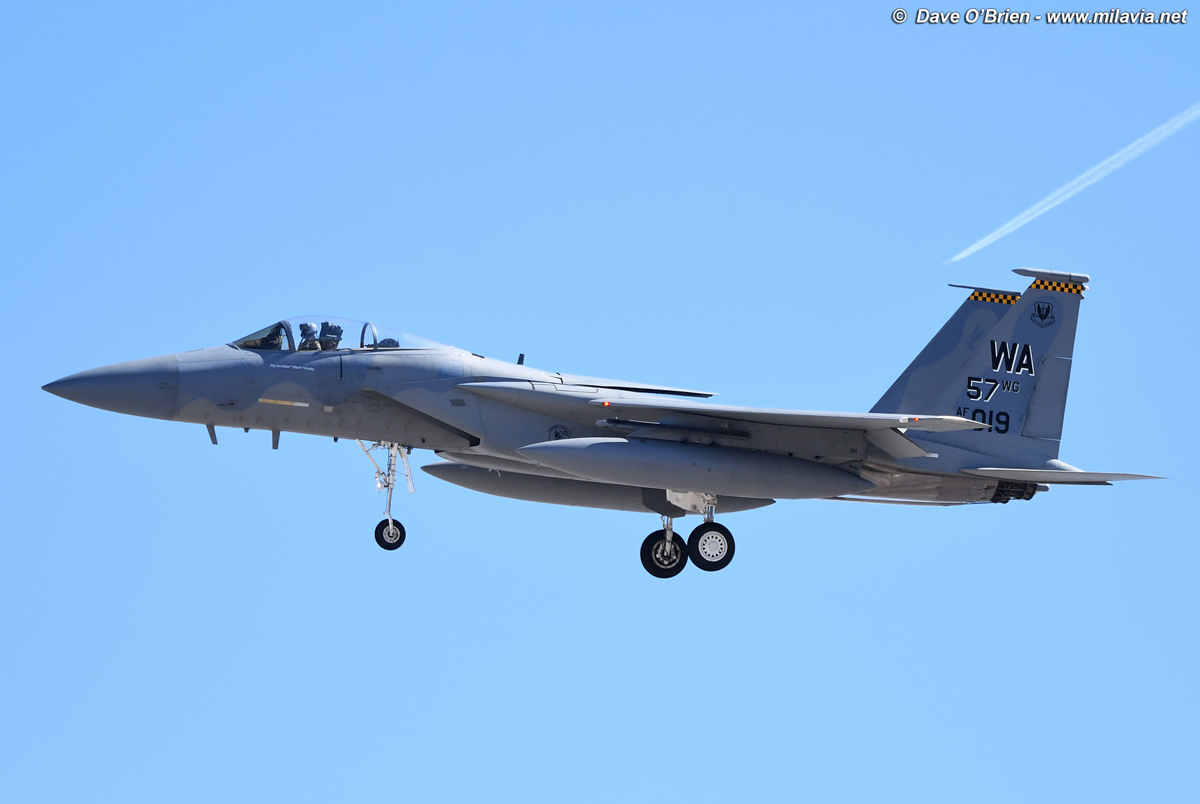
xmin=258 ymin=398 xmax=310 ymax=408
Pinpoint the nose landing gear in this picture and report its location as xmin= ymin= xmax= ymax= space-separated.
xmin=359 ymin=440 xmax=414 ymax=551
xmin=375 ymin=519 xmax=406 ymax=550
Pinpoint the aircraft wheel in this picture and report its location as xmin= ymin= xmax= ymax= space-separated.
xmin=375 ymin=519 xmax=406 ymax=551
xmin=640 ymin=530 xmax=688 ymax=578
xmin=688 ymin=522 xmax=735 ymax=572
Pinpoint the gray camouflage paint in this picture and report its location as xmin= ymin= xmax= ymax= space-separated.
xmin=43 ymin=269 xmax=1150 ymax=517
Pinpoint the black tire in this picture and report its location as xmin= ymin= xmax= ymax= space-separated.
xmin=375 ymin=518 xmax=406 ymax=550
xmin=640 ymin=529 xmax=689 ymax=578
xmin=688 ymin=522 xmax=735 ymax=572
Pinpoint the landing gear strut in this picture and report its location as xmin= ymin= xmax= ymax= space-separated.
xmin=640 ymin=496 xmax=735 ymax=577
xmin=687 ymin=495 xmax=734 ymax=571
xmin=359 ymin=440 xmax=414 ymax=551
xmin=640 ymin=516 xmax=689 ymax=579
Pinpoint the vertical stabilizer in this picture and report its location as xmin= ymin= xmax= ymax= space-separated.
xmin=872 ymin=286 xmax=1019 ymax=415
xmin=874 ymin=269 xmax=1089 ymax=463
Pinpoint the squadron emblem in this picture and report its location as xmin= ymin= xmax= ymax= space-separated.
xmin=1031 ymin=301 xmax=1055 ymax=328
xmin=548 ymin=425 xmax=572 ymax=440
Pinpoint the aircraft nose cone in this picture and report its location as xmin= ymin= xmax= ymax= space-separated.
xmin=43 ymin=354 xmax=181 ymax=420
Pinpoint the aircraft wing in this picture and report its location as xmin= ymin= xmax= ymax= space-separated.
xmin=458 ymin=381 xmax=983 ymax=461
xmin=584 ymin=395 xmax=983 ymax=433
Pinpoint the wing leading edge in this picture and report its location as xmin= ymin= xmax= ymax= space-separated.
xmin=584 ymin=395 xmax=984 ymax=433
xmin=457 ymin=381 xmax=982 ymax=434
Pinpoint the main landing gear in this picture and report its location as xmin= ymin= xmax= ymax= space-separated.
xmin=641 ymin=518 xmax=688 ymax=578
xmin=688 ymin=521 xmax=735 ymax=572
xmin=359 ymin=440 xmax=414 ymax=551
xmin=639 ymin=498 xmax=736 ymax=578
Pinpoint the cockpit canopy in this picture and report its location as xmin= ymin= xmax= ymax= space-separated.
xmin=231 ymin=316 xmax=447 ymax=352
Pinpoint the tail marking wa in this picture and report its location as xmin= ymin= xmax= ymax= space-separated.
xmin=989 ymin=341 xmax=1036 ymax=375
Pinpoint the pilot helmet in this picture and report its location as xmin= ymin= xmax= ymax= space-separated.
xmin=300 ymin=322 xmax=318 ymax=339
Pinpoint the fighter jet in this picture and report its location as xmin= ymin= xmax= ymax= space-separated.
xmin=43 ymin=268 xmax=1155 ymax=577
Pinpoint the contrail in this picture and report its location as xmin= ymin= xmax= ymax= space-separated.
xmin=948 ymin=100 xmax=1200 ymax=263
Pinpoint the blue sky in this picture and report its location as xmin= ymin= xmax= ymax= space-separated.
xmin=2 ymin=3 xmax=1196 ymax=801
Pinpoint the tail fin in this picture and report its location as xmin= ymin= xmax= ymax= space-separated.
xmin=871 ymin=285 xmax=1019 ymax=415
xmin=872 ymin=268 xmax=1089 ymax=462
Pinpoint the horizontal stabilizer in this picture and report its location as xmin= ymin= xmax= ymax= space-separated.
xmin=961 ymin=468 xmax=1161 ymax=485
